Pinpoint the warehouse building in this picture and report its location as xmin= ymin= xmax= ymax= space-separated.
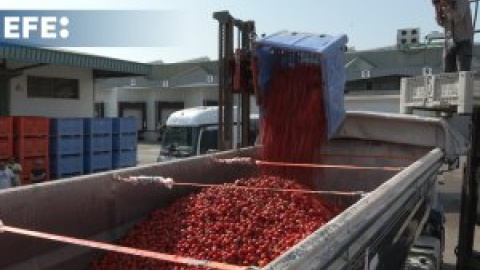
xmin=344 ymin=27 xmax=480 ymax=112
xmin=345 ymin=44 xmax=480 ymax=93
xmin=95 ymin=36 xmax=480 ymax=142
xmin=344 ymin=43 xmax=480 ymax=112
xmin=0 ymin=45 xmax=151 ymax=118
xmin=95 ymin=60 xmax=258 ymax=141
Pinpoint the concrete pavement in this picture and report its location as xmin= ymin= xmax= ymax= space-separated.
xmin=439 ymin=166 xmax=480 ymax=269
xmin=137 ymin=142 xmax=161 ymax=165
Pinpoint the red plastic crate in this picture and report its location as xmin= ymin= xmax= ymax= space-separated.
xmin=14 ymin=116 xmax=50 ymax=137
xmin=0 ymin=138 xmax=13 ymax=159
xmin=15 ymin=137 xmax=49 ymax=158
xmin=0 ymin=117 xmax=13 ymax=138
xmin=20 ymin=156 xmax=50 ymax=185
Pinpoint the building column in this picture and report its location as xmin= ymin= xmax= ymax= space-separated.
xmin=145 ymin=90 xmax=157 ymax=142
xmin=105 ymin=87 xmax=118 ymax=117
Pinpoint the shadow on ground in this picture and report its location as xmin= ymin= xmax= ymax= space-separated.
xmin=442 ymin=262 xmax=456 ymax=270
xmin=438 ymin=191 xmax=462 ymax=213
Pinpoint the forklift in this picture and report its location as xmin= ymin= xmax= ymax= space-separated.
xmin=213 ymin=2 xmax=480 ymax=269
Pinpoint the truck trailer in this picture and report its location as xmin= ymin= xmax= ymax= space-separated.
xmin=0 ymin=111 xmax=467 ymax=270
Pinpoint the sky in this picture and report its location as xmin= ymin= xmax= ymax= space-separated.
xmin=0 ymin=0 xmax=459 ymax=63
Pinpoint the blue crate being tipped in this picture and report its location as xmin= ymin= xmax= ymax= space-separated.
xmin=255 ymin=31 xmax=348 ymax=139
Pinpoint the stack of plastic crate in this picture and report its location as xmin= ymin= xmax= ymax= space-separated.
xmin=0 ymin=117 xmax=13 ymax=161
xmin=112 ymin=118 xmax=137 ymax=169
xmin=84 ymin=118 xmax=112 ymax=174
xmin=400 ymin=71 xmax=480 ymax=114
xmin=50 ymin=118 xmax=84 ymax=179
xmin=14 ymin=116 xmax=50 ymax=184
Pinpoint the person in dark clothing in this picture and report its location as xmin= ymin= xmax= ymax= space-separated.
xmin=433 ymin=0 xmax=474 ymax=72
xmin=30 ymin=159 xmax=47 ymax=184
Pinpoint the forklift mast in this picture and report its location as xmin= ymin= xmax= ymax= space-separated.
xmin=213 ymin=11 xmax=255 ymax=150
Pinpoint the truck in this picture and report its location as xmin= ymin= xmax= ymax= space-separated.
xmin=157 ymin=106 xmax=259 ymax=162
xmin=0 ymin=111 xmax=467 ymax=270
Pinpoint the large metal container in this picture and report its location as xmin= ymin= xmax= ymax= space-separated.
xmin=0 ymin=112 xmax=466 ymax=270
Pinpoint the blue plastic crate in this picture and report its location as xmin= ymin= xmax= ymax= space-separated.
xmin=84 ymin=152 xmax=112 ymax=173
xmin=256 ymin=31 xmax=348 ymax=139
xmin=112 ymin=118 xmax=137 ymax=134
xmin=84 ymin=118 xmax=113 ymax=136
xmin=112 ymin=150 xmax=137 ymax=169
xmin=50 ymin=154 xmax=84 ymax=178
xmin=50 ymin=137 xmax=84 ymax=155
xmin=112 ymin=134 xmax=137 ymax=151
xmin=84 ymin=135 xmax=112 ymax=153
xmin=50 ymin=118 xmax=84 ymax=137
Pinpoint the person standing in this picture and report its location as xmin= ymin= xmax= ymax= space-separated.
xmin=433 ymin=0 xmax=474 ymax=72
xmin=0 ymin=161 xmax=14 ymax=190
xmin=30 ymin=159 xmax=47 ymax=184
xmin=7 ymin=157 xmax=22 ymax=186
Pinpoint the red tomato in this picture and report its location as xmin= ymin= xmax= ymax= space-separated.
xmin=89 ymin=176 xmax=343 ymax=270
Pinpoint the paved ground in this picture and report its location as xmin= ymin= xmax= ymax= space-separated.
xmin=136 ymin=143 xmax=478 ymax=269
xmin=439 ymin=168 xmax=463 ymax=270
xmin=439 ymin=166 xmax=480 ymax=269
xmin=137 ymin=142 xmax=161 ymax=165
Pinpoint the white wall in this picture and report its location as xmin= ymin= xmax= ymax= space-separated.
xmin=10 ymin=63 xmax=94 ymax=117
xmin=95 ymin=88 xmax=117 ymax=117
xmin=117 ymin=88 xmax=151 ymax=102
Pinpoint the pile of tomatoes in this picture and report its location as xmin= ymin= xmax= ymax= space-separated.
xmin=90 ymin=176 xmax=342 ymax=270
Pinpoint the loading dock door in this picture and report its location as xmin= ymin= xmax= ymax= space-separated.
xmin=160 ymin=108 xmax=177 ymax=125
xmin=156 ymin=102 xmax=184 ymax=127
xmin=123 ymin=109 xmax=143 ymax=132
xmin=118 ymin=102 xmax=147 ymax=134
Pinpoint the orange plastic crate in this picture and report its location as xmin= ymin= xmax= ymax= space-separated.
xmin=0 ymin=138 xmax=13 ymax=160
xmin=0 ymin=117 xmax=13 ymax=138
xmin=15 ymin=137 xmax=49 ymax=158
xmin=20 ymin=156 xmax=50 ymax=185
xmin=14 ymin=116 xmax=50 ymax=137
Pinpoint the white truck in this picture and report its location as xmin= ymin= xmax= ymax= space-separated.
xmin=157 ymin=106 xmax=259 ymax=162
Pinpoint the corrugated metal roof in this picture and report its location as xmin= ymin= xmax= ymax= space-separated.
xmin=0 ymin=44 xmax=152 ymax=77
xmin=346 ymin=44 xmax=480 ymax=80
xmin=100 ymin=43 xmax=480 ymax=86
xmin=346 ymin=66 xmax=443 ymax=81
xmin=345 ymin=45 xmax=445 ymax=68
xmin=151 ymin=61 xmax=218 ymax=80
xmin=96 ymin=76 xmax=163 ymax=90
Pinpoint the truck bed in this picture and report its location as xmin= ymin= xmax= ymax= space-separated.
xmin=0 ymin=112 xmax=466 ymax=270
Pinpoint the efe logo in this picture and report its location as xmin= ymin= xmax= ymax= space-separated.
xmin=4 ymin=16 xmax=69 ymax=39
